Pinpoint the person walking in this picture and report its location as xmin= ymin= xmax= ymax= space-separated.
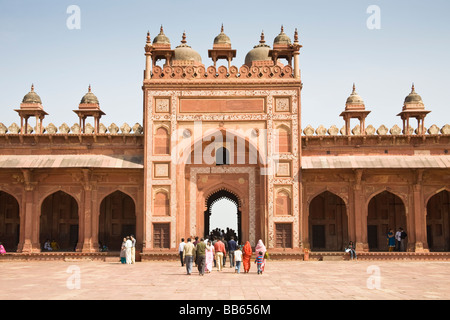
xmin=183 ymin=238 xmax=195 ymax=275
xmin=178 ymin=238 xmax=186 ymax=267
xmin=242 ymin=241 xmax=252 ymax=273
xmin=255 ymin=251 xmax=264 ymax=275
xmin=387 ymin=229 xmax=395 ymax=252
xmin=255 ymin=239 xmax=267 ymax=273
xmin=234 ymin=245 xmax=243 ymax=274
xmin=214 ymin=237 xmax=226 ymax=271
xmin=130 ymin=235 xmax=136 ymax=264
xmin=228 ymin=236 xmax=237 ymax=268
xmin=120 ymin=238 xmax=127 ymax=264
xmin=196 ymin=238 xmax=207 ymax=276
xmin=205 ymin=240 xmax=215 ymax=273
xmin=125 ymin=236 xmax=133 ymax=264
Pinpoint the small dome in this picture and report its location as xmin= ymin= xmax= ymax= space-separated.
xmin=346 ymin=84 xmax=364 ymax=105
xmin=22 ymin=84 xmax=42 ymax=104
xmin=173 ymin=32 xmax=202 ymax=63
xmin=214 ymin=25 xmax=231 ymax=46
xmin=404 ymin=84 xmax=424 ymax=106
xmin=244 ymin=32 xmax=271 ymax=66
xmin=153 ymin=26 xmax=171 ymax=45
xmin=80 ymin=85 xmax=99 ymax=105
xmin=273 ymin=26 xmax=291 ymax=46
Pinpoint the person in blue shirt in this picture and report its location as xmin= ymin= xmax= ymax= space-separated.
xmin=255 ymin=251 xmax=264 ymax=275
xmin=228 ymin=236 xmax=238 ymax=268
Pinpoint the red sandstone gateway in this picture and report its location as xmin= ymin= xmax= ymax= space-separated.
xmin=0 ymin=26 xmax=448 ymax=261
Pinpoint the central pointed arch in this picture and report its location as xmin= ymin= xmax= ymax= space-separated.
xmin=204 ymin=188 xmax=241 ymax=243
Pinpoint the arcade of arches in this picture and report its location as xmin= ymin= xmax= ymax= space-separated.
xmin=2 ymin=186 xmax=449 ymax=253
xmin=0 ymin=27 xmax=449 ymax=257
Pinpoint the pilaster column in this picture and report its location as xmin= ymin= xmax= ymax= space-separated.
xmin=18 ymin=169 xmax=40 ymax=253
xmin=413 ymin=169 xmax=426 ymax=252
xmin=353 ymin=169 xmax=368 ymax=252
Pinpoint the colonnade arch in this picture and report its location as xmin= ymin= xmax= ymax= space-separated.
xmin=0 ymin=191 xmax=20 ymax=252
xmin=98 ymin=190 xmax=136 ymax=251
xmin=40 ymin=191 xmax=79 ymax=251
xmin=426 ymin=190 xmax=450 ymax=252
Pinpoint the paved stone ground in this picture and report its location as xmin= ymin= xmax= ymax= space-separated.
xmin=1 ymin=259 xmax=450 ymax=300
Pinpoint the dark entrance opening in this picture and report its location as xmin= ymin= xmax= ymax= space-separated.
xmin=204 ymin=189 xmax=241 ymax=243
xmin=40 ymin=191 xmax=79 ymax=251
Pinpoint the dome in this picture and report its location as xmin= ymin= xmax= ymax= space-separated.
xmin=22 ymin=84 xmax=42 ymax=104
xmin=273 ymin=26 xmax=291 ymax=46
xmin=214 ymin=25 xmax=231 ymax=46
xmin=153 ymin=26 xmax=171 ymax=45
xmin=173 ymin=32 xmax=202 ymax=63
xmin=404 ymin=84 xmax=424 ymax=106
xmin=346 ymin=84 xmax=364 ymax=105
xmin=244 ymin=32 xmax=272 ymax=66
xmin=80 ymin=85 xmax=99 ymax=105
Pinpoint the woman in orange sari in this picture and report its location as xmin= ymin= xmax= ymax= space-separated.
xmin=242 ymin=241 xmax=252 ymax=273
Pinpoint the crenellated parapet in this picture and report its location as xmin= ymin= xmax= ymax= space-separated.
xmin=0 ymin=122 xmax=144 ymax=135
xmin=149 ymin=63 xmax=296 ymax=80
xmin=302 ymin=123 xmax=450 ymax=136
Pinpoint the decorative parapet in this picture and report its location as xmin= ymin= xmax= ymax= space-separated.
xmin=0 ymin=122 xmax=144 ymax=135
xmin=147 ymin=64 xmax=296 ymax=80
xmin=302 ymin=124 xmax=450 ymax=136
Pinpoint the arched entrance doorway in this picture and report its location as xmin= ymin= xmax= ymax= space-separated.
xmin=426 ymin=190 xmax=450 ymax=252
xmin=0 ymin=191 xmax=20 ymax=252
xmin=204 ymin=189 xmax=241 ymax=243
xmin=40 ymin=191 xmax=79 ymax=251
xmin=99 ymin=191 xmax=136 ymax=251
xmin=309 ymin=191 xmax=348 ymax=251
xmin=367 ymin=191 xmax=406 ymax=251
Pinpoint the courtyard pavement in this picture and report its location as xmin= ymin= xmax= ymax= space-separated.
xmin=1 ymin=259 xmax=449 ymax=302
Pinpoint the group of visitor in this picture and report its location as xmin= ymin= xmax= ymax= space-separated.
xmin=120 ymin=235 xmax=136 ymax=264
xmin=387 ymin=227 xmax=408 ymax=252
xmin=43 ymin=239 xmax=60 ymax=251
xmin=345 ymin=227 xmax=408 ymax=260
xmin=179 ymin=236 xmax=267 ymax=276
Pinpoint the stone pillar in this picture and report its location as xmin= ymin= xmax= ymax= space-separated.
xmin=412 ymin=170 xmax=426 ymax=252
xmin=81 ymin=169 xmax=97 ymax=252
xmin=353 ymin=170 xmax=368 ymax=252
xmin=18 ymin=169 xmax=40 ymax=253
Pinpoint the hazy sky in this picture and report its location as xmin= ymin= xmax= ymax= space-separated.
xmin=1 ymin=0 xmax=449 ymax=131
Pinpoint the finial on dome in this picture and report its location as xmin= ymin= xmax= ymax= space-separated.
xmin=411 ymin=83 xmax=415 ymax=92
xmin=160 ymin=25 xmax=164 ymax=33
xmin=294 ymin=28 xmax=299 ymax=43
xmin=221 ymin=24 xmax=224 ymax=33
xmin=352 ymin=83 xmax=356 ymax=93
xmin=260 ymin=30 xmax=265 ymax=44
xmin=31 ymin=84 xmax=34 ymax=92
xmin=181 ymin=31 xmax=187 ymax=44
xmin=281 ymin=25 xmax=284 ymax=33
xmin=88 ymin=84 xmax=92 ymax=92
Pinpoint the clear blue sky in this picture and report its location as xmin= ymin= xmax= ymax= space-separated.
xmin=0 ymin=0 xmax=449 ymax=131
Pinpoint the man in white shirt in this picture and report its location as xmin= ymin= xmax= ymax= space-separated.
xmin=395 ymin=228 xmax=402 ymax=252
xmin=125 ymin=236 xmax=133 ymax=264
xmin=178 ymin=238 xmax=186 ymax=266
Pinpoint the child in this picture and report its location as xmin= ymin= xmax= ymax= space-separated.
xmin=255 ymin=251 xmax=264 ymax=275
xmin=234 ymin=246 xmax=243 ymax=274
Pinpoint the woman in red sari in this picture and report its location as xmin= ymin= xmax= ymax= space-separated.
xmin=242 ymin=241 xmax=252 ymax=273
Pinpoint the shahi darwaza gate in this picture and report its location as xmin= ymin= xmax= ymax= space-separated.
xmin=0 ymin=26 xmax=449 ymax=260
